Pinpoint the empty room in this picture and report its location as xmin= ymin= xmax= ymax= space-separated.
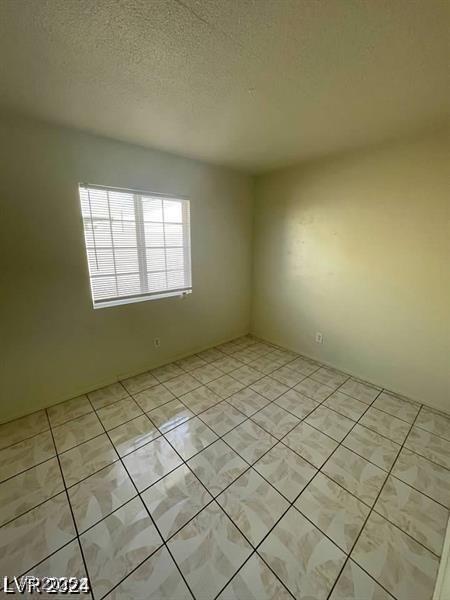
xmin=0 ymin=1 xmax=449 ymax=599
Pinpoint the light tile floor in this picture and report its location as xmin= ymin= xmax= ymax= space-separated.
xmin=0 ymin=335 xmax=449 ymax=600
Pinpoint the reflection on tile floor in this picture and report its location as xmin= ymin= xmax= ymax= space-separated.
xmin=0 ymin=335 xmax=448 ymax=599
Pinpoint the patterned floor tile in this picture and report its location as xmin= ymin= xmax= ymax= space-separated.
xmin=80 ymin=497 xmax=162 ymax=599
xmin=287 ymin=356 xmax=321 ymax=377
xmin=249 ymin=354 xmax=285 ymax=374
xmin=359 ymin=407 xmax=411 ymax=443
xmin=104 ymin=546 xmax=192 ymax=600
xmin=271 ymin=365 xmax=306 ymax=387
xmin=217 ymin=553 xmax=292 ymax=600
xmin=392 ymin=447 xmax=450 ymax=508
xmin=167 ymin=501 xmax=252 ymax=600
xmin=151 ymin=362 xmax=185 ymax=382
xmin=47 ymin=395 xmax=92 ymax=428
xmin=207 ymin=374 xmax=246 ymax=399
xmin=415 ymin=406 xmax=450 ymax=441
xmin=230 ymin=365 xmax=263 ymax=386
xmin=0 ymin=457 xmax=64 ymax=527
xmin=142 ymin=464 xmax=212 ymax=539
xmin=88 ymin=383 xmax=129 ymax=410
xmin=165 ymin=417 xmax=218 ymax=460
xmin=294 ymin=377 xmax=336 ymax=402
xmin=324 ymin=391 xmax=368 ymax=421
xmin=109 ymin=414 xmax=160 ymax=456
xmin=53 ymin=412 xmax=103 ymax=453
xmin=164 ymin=373 xmax=201 ymax=397
xmin=372 ymin=392 xmax=420 ymax=424
xmin=59 ymin=433 xmax=118 ymax=487
xmin=259 ymin=506 xmax=346 ymax=599
xmin=374 ymin=476 xmax=449 ymax=556
xmin=147 ymin=399 xmax=194 ymax=433
xmin=254 ymin=443 xmax=317 ymax=502
xmin=274 ymin=389 xmax=319 ymax=419
xmin=188 ymin=439 xmax=248 ymax=496
xmin=342 ymin=424 xmax=400 ymax=471
xmin=122 ymin=437 xmax=182 ymax=491
xmin=0 ymin=431 xmax=55 ymax=483
xmin=338 ymin=378 xmax=381 ymax=404
xmin=97 ymin=398 xmax=143 ymax=431
xmin=199 ymin=401 xmax=246 ymax=436
xmin=250 ymin=376 xmax=289 ymax=400
xmin=217 ymin=469 xmax=289 ymax=546
xmin=191 ymin=363 xmax=223 ymax=384
xmin=211 ymin=356 xmax=244 ymax=374
xmin=329 ymin=559 xmax=394 ymax=600
xmin=405 ymin=426 xmax=450 ymax=469
xmin=179 ymin=386 xmax=222 ymax=414
xmin=351 ymin=512 xmax=439 ymax=600
xmin=227 ymin=388 xmax=270 ymax=417
xmin=295 ymin=472 xmax=370 ymax=552
xmin=251 ymin=403 xmax=300 ymax=439
xmin=121 ymin=370 xmax=159 ymax=395
xmin=0 ymin=410 xmax=49 ymax=451
xmin=176 ymin=354 xmax=208 ymax=372
xmin=305 ymin=406 xmax=354 ymax=442
xmin=224 ymin=420 xmax=277 ymax=464
xmin=323 ymin=446 xmax=387 ymax=506
xmin=0 ymin=492 xmax=76 ymax=577
xmin=133 ymin=384 xmax=175 ymax=412
xmin=68 ymin=462 xmax=136 ymax=533
xmin=283 ymin=421 xmax=338 ymax=468
xmin=311 ymin=367 xmax=349 ymax=388
xmin=196 ymin=347 xmax=226 ymax=363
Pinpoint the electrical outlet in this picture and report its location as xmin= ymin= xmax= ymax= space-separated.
xmin=153 ymin=338 xmax=161 ymax=348
xmin=315 ymin=332 xmax=323 ymax=344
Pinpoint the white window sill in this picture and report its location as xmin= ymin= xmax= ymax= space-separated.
xmin=93 ymin=289 xmax=192 ymax=309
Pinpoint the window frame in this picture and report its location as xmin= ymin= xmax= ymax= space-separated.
xmin=78 ymin=183 xmax=192 ymax=309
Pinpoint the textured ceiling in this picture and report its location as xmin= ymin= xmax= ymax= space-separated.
xmin=0 ymin=0 xmax=448 ymax=172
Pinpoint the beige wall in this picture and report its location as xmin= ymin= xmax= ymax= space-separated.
xmin=0 ymin=116 xmax=254 ymax=423
xmin=252 ymin=131 xmax=450 ymax=412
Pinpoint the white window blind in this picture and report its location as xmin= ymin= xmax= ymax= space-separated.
xmin=79 ymin=184 xmax=192 ymax=308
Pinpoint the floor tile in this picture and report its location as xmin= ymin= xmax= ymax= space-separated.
xmin=311 ymin=366 xmax=349 ymax=388
xmin=0 ymin=430 xmax=55 ymax=483
xmin=259 ymin=506 xmax=346 ymax=599
xmin=251 ymin=403 xmax=300 ymax=439
xmin=207 ymin=374 xmax=246 ymax=399
xmin=295 ymin=472 xmax=370 ymax=552
xmin=405 ymin=426 xmax=450 ymax=469
xmin=68 ymin=462 xmax=136 ymax=533
xmin=97 ymin=397 xmax=143 ymax=430
xmin=0 ymin=457 xmax=64 ymax=527
xmin=338 ymin=378 xmax=381 ymax=404
xmin=271 ymin=364 xmax=305 ymax=387
xmin=88 ymin=382 xmax=129 ymax=410
xmin=196 ymin=347 xmax=226 ymax=363
xmin=109 ymin=414 xmax=160 ymax=456
xmin=294 ymin=377 xmax=336 ymax=401
xmin=227 ymin=388 xmax=270 ymax=416
xmin=199 ymin=401 xmax=246 ymax=436
xmin=148 ymin=400 xmax=193 ymax=433
xmin=224 ymin=420 xmax=277 ymax=464
xmin=47 ymin=395 xmax=92 ymax=427
xmin=168 ymin=501 xmax=252 ymax=600
xmin=165 ymin=417 xmax=218 ymax=460
xmin=188 ymin=439 xmax=248 ymax=495
xmin=254 ymin=442 xmax=317 ymax=502
xmin=122 ymin=437 xmax=182 ymax=491
xmin=53 ymin=412 xmax=103 ymax=453
xmin=176 ymin=354 xmax=208 ymax=371
xmin=121 ymin=370 xmax=159 ymax=395
xmin=0 ymin=410 xmax=49 ymax=451
xmin=249 ymin=354 xmax=285 ymax=374
xmin=218 ymin=469 xmax=289 ymax=546
xmin=165 ymin=373 xmax=202 ymax=397
xmin=351 ymin=512 xmax=439 ymax=600
xmin=250 ymin=376 xmax=289 ymax=400
xmin=342 ymin=424 xmax=400 ymax=471
xmin=274 ymin=389 xmax=319 ymax=419
xmin=392 ymin=447 xmax=450 ymax=508
xmin=211 ymin=355 xmax=244 ymax=374
xmin=323 ymin=446 xmax=387 ymax=506
xmin=179 ymin=385 xmax=222 ymax=414
xmin=104 ymin=546 xmax=192 ymax=600
xmin=59 ymin=433 xmax=118 ymax=487
xmin=329 ymin=559 xmax=394 ymax=600
xmin=287 ymin=356 xmax=321 ymax=376
xmin=374 ymin=475 xmax=449 ymax=556
xmin=80 ymin=496 xmax=162 ymax=599
xmin=133 ymin=384 xmax=175 ymax=412
xmin=305 ymin=406 xmax=354 ymax=442
xmin=230 ymin=365 xmax=263 ymax=386
xmin=415 ymin=406 xmax=450 ymax=441
xmin=372 ymin=391 xmax=420 ymax=424
xmin=324 ymin=391 xmax=368 ymax=421
xmin=142 ymin=464 xmax=212 ymax=539
xmin=151 ymin=362 xmax=185 ymax=382
xmin=283 ymin=421 xmax=338 ymax=468
xmin=191 ymin=363 xmax=223 ymax=384
xmin=359 ymin=407 xmax=411 ymax=443
xmin=0 ymin=492 xmax=76 ymax=577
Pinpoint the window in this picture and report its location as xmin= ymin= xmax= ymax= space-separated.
xmin=79 ymin=184 xmax=192 ymax=308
